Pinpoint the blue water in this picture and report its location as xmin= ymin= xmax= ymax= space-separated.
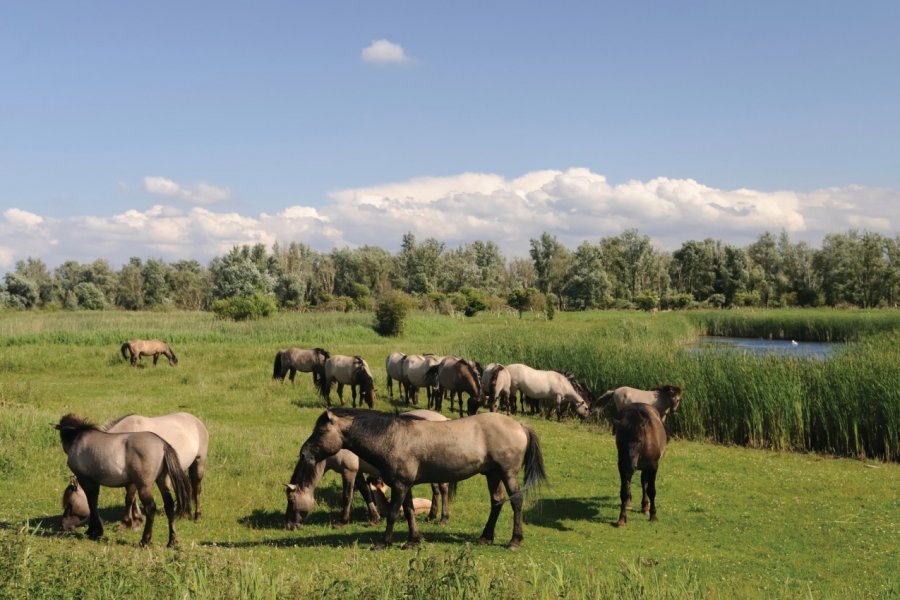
xmin=692 ymin=336 xmax=838 ymax=358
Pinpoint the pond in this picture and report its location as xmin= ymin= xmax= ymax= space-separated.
xmin=691 ymin=336 xmax=839 ymax=359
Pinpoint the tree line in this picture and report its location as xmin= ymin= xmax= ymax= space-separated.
xmin=1 ymin=229 xmax=898 ymax=314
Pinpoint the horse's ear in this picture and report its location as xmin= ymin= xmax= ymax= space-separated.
xmin=325 ymin=408 xmax=336 ymax=423
xmin=284 ymin=483 xmax=297 ymax=491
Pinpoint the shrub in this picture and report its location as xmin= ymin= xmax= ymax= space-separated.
xmin=545 ymin=293 xmax=558 ymax=320
xmin=374 ymin=291 xmax=412 ymax=336
xmin=73 ymin=282 xmax=106 ymax=310
xmin=734 ymin=291 xmax=761 ymax=307
xmin=634 ymin=292 xmax=659 ymax=312
xmin=212 ymin=293 xmax=277 ymax=321
xmin=706 ymin=293 xmax=727 ymax=308
xmin=460 ymin=287 xmax=489 ymax=317
xmin=662 ymin=293 xmax=694 ymax=310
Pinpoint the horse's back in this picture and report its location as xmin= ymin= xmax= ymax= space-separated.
xmin=616 ymin=404 xmax=666 ymax=468
xmin=107 ymin=412 xmax=207 ymax=470
xmin=612 ymin=387 xmax=656 ymax=411
xmin=69 ymin=430 xmax=162 ymax=487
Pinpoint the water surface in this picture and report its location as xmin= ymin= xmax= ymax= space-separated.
xmin=692 ymin=336 xmax=838 ymax=358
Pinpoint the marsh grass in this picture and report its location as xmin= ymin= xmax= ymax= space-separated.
xmin=0 ymin=309 xmax=898 ymax=599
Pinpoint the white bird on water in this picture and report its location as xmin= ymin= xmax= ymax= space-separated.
xmin=791 ymin=340 xmax=799 ymax=346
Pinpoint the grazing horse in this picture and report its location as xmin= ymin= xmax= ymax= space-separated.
xmin=296 ymin=408 xmax=547 ymax=549
xmin=481 ymin=363 xmax=512 ymax=413
xmin=121 ymin=339 xmax=178 ymax=367
xmin=402 ymin=354 xmax=443 ymax=405
xmin=316 ymin=355 xmax=377 ymax=408
xmin=384 ymin=352 xmax=409 ymax=402
xmin=61 ymin=412 xmax=209 ymax=531
xmin=61 ymin=475 xmax=90 ymax=531
xmin=285 ymin=409 xmax=452 ymax=529
xmin=504 ymin=363 xmax=592 ymax=421
xmin=55 ymin=414 xmax=192 ymax=547
xmin=594 ymin=385 xmax=682 ymax=422
xmin=273 ymin=347 xmax=330 ymax=385
xmin=430 ymin=356 xmax=483 ymax=416
xmin=615 ymin=403 xmax=667 ymax=526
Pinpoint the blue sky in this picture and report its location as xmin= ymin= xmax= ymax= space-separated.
xmin=1 ymin=1 xmax=898 ymax=267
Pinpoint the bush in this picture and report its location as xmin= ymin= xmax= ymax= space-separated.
xmin=545 ymin=293 xmax=558 ymax=320
xmin=460 ymin=287 xmax=489 ymax=317
xmin=706 ymin=293 xmax=727 ymax=308
xmin=374 ymin=291 xmax=412 ymax=336
xmin=734 ymin=291 xmax=761 ymax=307
xmin=212 ymin=293 xmax=277 ymax=321
xmin=634 ymin=292 xmax=659 ymax=312
xmin=663 ymin=293 xmax=694 ymax=310
xmin=73 ymin=282 xmax=106 ymax=310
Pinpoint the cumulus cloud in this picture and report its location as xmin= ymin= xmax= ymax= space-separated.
xmin=0 ymin=168 xmax=897 ymax=269
xmin=361 ymin=39 xmax=412 ymax=64
xmin=143 ymin=176 xmax=231 ymax=205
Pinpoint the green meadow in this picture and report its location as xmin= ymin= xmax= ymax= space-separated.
xmin=0 ymin=309 xmax=897 ymax=599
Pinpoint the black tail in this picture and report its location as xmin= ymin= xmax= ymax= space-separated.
xmin=448 ymin=480 xmax=458 ymax=501
xmin=162 ymin=442 xmax=192 ymax=519
xmin=273 ymin=352 xmax=283 ymax=380
xmin=120 ymin=342 xmax=130 ymax=360
xmin=314 ymin=348 xmax=330 ymax=360
xmin=315 ymin=362 xmax=332 ymax=401
xmin=518 ymin=424 xmax=548 ymax=502
xmin=487 ymin=365 xmax=503 ymax=406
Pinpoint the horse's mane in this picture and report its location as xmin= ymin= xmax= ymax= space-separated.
xmin=56 ymin=413 xmax=100 ymax=432
xmin=328 ymin=408 xmax=421 ymax=438
xmin=488 ymin=364 xmax=504 ymax=392
xmin=656 ymin=384 xmax=682 ymax=396
xmin=561 ymin=372 xmax=594 ymax=404
xmin=461 ymin=360 xmax=482 ymax=395
xmin=101 ymin=413 xmax=136 ymax=431
xmin=314 ymin=347 xmax=330 ymax=359
xmin=353 ymin=356 xmax=374 ymax=390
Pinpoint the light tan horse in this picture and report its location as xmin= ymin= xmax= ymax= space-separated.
xmin=504 ymin=363 xmax=592 ymax=421
xmin=594 ymin=385 xmax=682 ymax=422
xmin=61 ymin=412 xmax=208 ymax=531
xmin=285 ymin=409 xmax=452 ymax=529
xmin=385 ymin=352 xmax=409 ymax=401
xmin=55 ymin=414 xmax=192 ymax=547
xmin=121 ymin=339 xmax=178 ymax=367
xmin=481 ymin=363 xmax=512 ymax=413
xmin=317 ymin=355 xmax=377 ymax=408
xmin=402 ymin=354 xmax=443 ymax=405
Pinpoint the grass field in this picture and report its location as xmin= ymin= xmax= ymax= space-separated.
xmin=0 ymin=309 xmax=898 ymax=599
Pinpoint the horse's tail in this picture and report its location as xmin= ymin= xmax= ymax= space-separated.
xmin=120 ymin=342 xmax=131 ymax=360
xmin=447 ymin=480 xmax=458 ymax=501
xmin=273 ymin=351 xmax=283 ymax=380
xmin=315 ymin=361 xmax=332 ymax=401
xmin=314 ymin=347 xmax=330 ymax=361
xmin=594 ymin=388 xmax=615 ymax=412
xmin=162 ymin=441 xmax=192 ymax=519
xmin=463 ymin=360 xmax=482 ymax=399
xmin=487 ymin=365 xmax=503 ymax=405
xmin=518 ymin=424 xmax=548 ymax=501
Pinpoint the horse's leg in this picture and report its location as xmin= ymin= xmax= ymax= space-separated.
xmin=438 ymin=483 xmax=450 ymax=526
xmin=336 ymin=470 xmax=355 ymax=527
xmin=643 ymin=468 xmax=658 ymax=522
xmin=155 ymin=477 xmax=178 ymax=548
xmin=374 ymin=481 xmax=410 ymax=550
xmin=289 ymin=368 xmax=297 ymax=384
xmin=82 ymin=479 xmax=103 ymax=540
xmin=400 ymin=487 xmax=422 ymax=549
xmin=354 ymin=471 xmax=380 ymax=526
xmin=137 ymin=484 xmax=157 ymax=547
xmin=336 ymin=382 xmax=345 ymax=406
xmin=387 ymin=376 xmax=393 ymax=400
xmin=153 ymin=353 xmax=160 ymax=366
xmin=119 ymin=485 xmax=138 ymax=530
xmin=617 ymin=459 xmax=634 ymax=527
xmin=502 ymin=472 xmax=525 ymax=549
xmin=190 ymin=458 xmax=204 ymax=520
xmin=351 ymin=384 xmax=358 ymax=408
xmin=478 ymin=473 xmax=506 ymax=545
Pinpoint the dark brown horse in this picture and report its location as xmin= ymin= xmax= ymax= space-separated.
xmin=55 ymin=414 xmax=192 ymax=547
xmin=429 ymin=356 xmax=483 ymax=417
xmin=615 ymin=403 xmax=667 ymax=527
xmin=273 ymin=347 xmax=330 ymax=385
xmin=121 ymin=339 xmax=178 ymax=367
xmin=296 ymin=408 xmax=547 ymax=549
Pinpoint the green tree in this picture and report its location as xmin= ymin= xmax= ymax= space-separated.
xmin=529 ymin=232 xmax=570 ymax=295
xmin=116 ymin=258 xmax=145 ymax=310
xmin=73 ymin=282 xmax=106 ymax=310
xmin=3 ymin=272 xmax=38 ymax=308
xmin=562 ymin=242 xmax=610 ymax=309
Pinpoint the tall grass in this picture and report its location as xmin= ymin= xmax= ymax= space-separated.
xmin=462 ymin=311 xmax=900 ymax=460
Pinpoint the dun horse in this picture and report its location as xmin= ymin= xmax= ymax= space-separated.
xmin=62 ymin=412 xmax=208 ymax=530
xmin=615 ymin=403 xmax=667 ymax=526
xmin=384 ymin=352 xmax=409 ymax=401
xmin=285 ymin=409 xmax=452 ymax=529
xmin=273 ymin=347 xmax=330 ymax=385
xmin=121 ymin=339 xmax=178 ymax=367
xmin=481 ymin=363 xmax=512 ymax=413
xmin=402 ymin=354 xmax=443 ymax=405
xmin=430 ymin=356 xmax=483 ymax=416
xmin=316 ymin=355 xmax=377 ymax=408
xmin=594 ymin=385 xmax=682 ymax=422
xmin=504 ymin=363 xmax=592 ymax=421
xmin=296 ymin=408 xmax=547 ymax=549
xmin=55 ymin=414 xmax=192 ymax=547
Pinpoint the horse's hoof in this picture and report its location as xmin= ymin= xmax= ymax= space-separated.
xmin=439 ymin=519 xmax=448 ymax=527
xmin=139 ymin=540 xmax=151 ymax=548
xmin=506 ymin=541 xmax=521 ymax=550
xmin=616 ymin=520 xmax=627 ymax=528
xmin=649 ymin=515 xmax=658 ymax=523
xmin=477 ymin=537 xmax=493 ymax=545
xmin=401 ymin=541 xmax=421 ymax=550
xmin=333 ymin=522 xmax=345 ymax=529
xmin=167 ymin=540 xmax=178 ymax=548
xmin=371 ymin=542 xmax=389 ymax=551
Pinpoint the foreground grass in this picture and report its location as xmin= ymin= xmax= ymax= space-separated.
xmin=0 ymin=309 xmax=898 ymax=599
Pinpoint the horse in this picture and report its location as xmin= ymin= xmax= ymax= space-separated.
xmin=593 ymin=385 xmax=682 ymax=422
xmin=481 ymin=363 xmax=511 ymax=413
xmin=285 ymin=409 xmax=452 ymax=529
xmin=273 ymin=347 xmax=330 ymax=385
xmin=120 ymin=339 xmax=178 ymax=367
xmin=429 ymin=356 xmax=483 ymax=416
xmin=54 ymin=414 xmax=192 ymax=547
xmin=384 ymin=352 xmax=409 ymax=402
xmin=62 ymin=411 xmax=208 ymax=531
xmin=295 ymin=408 xmax=548 ymax=549
xmin=316 ymin=355 xmax=377 ymax=408
xmin=402 ymin=354 xmax=443 ymax=405
xmin=61 ymin=475 xmax=90 ymax=531
xmin=615 ymin=403 xmax=667 ymax=526
xmin=504 ymin=363 xmax=592 ymax=421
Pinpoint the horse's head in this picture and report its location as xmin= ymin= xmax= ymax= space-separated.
xmin=284 ymin=483 xmax=315 ymax=529
xmin=300 ymin=410 xmax=349 ymax=465
xmin=659 ymin=385 xmax=683 ymax=415
xmin=61 ymin=476 xmax=89 ymax=532
xmin=169 ymin=353 xmax=179 ymax=366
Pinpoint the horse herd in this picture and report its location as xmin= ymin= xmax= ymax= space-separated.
xmin=56 ymin=339 xmax=683 ymax=549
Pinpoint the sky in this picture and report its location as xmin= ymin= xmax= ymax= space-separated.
xmin=1 ymin=1 xmax=898 ymax=269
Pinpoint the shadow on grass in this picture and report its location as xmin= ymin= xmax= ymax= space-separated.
xmin=526 ymin=496 xmax=614 ymax=530
xmin=1 ymin=506 xmax=134 ymax=538
xmin=202 ymin=529 xmax=482 ymax=550
xmin=238 ymin=504 xmax=379 ymax=531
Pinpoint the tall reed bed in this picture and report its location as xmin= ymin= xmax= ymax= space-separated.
xmin=461 ymin=312 xmax=900 ymax=460
xmin=688 ymin=308 xmax=900 ymax=342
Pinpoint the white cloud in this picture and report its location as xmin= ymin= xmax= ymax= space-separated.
xmin=0 ymin=169 xmax=897 ymax=269
xmin=143 ymin=176 xmax=231 ymax=205
xmin=361 ymin=39 xmax=412 ymax=65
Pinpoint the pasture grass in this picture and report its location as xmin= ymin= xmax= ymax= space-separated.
xmin=0 ymin=309 xmax=898 ymax=599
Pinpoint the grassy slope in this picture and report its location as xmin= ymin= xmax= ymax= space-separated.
xmin=0 ymin=310 xmax=897 ymax=599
